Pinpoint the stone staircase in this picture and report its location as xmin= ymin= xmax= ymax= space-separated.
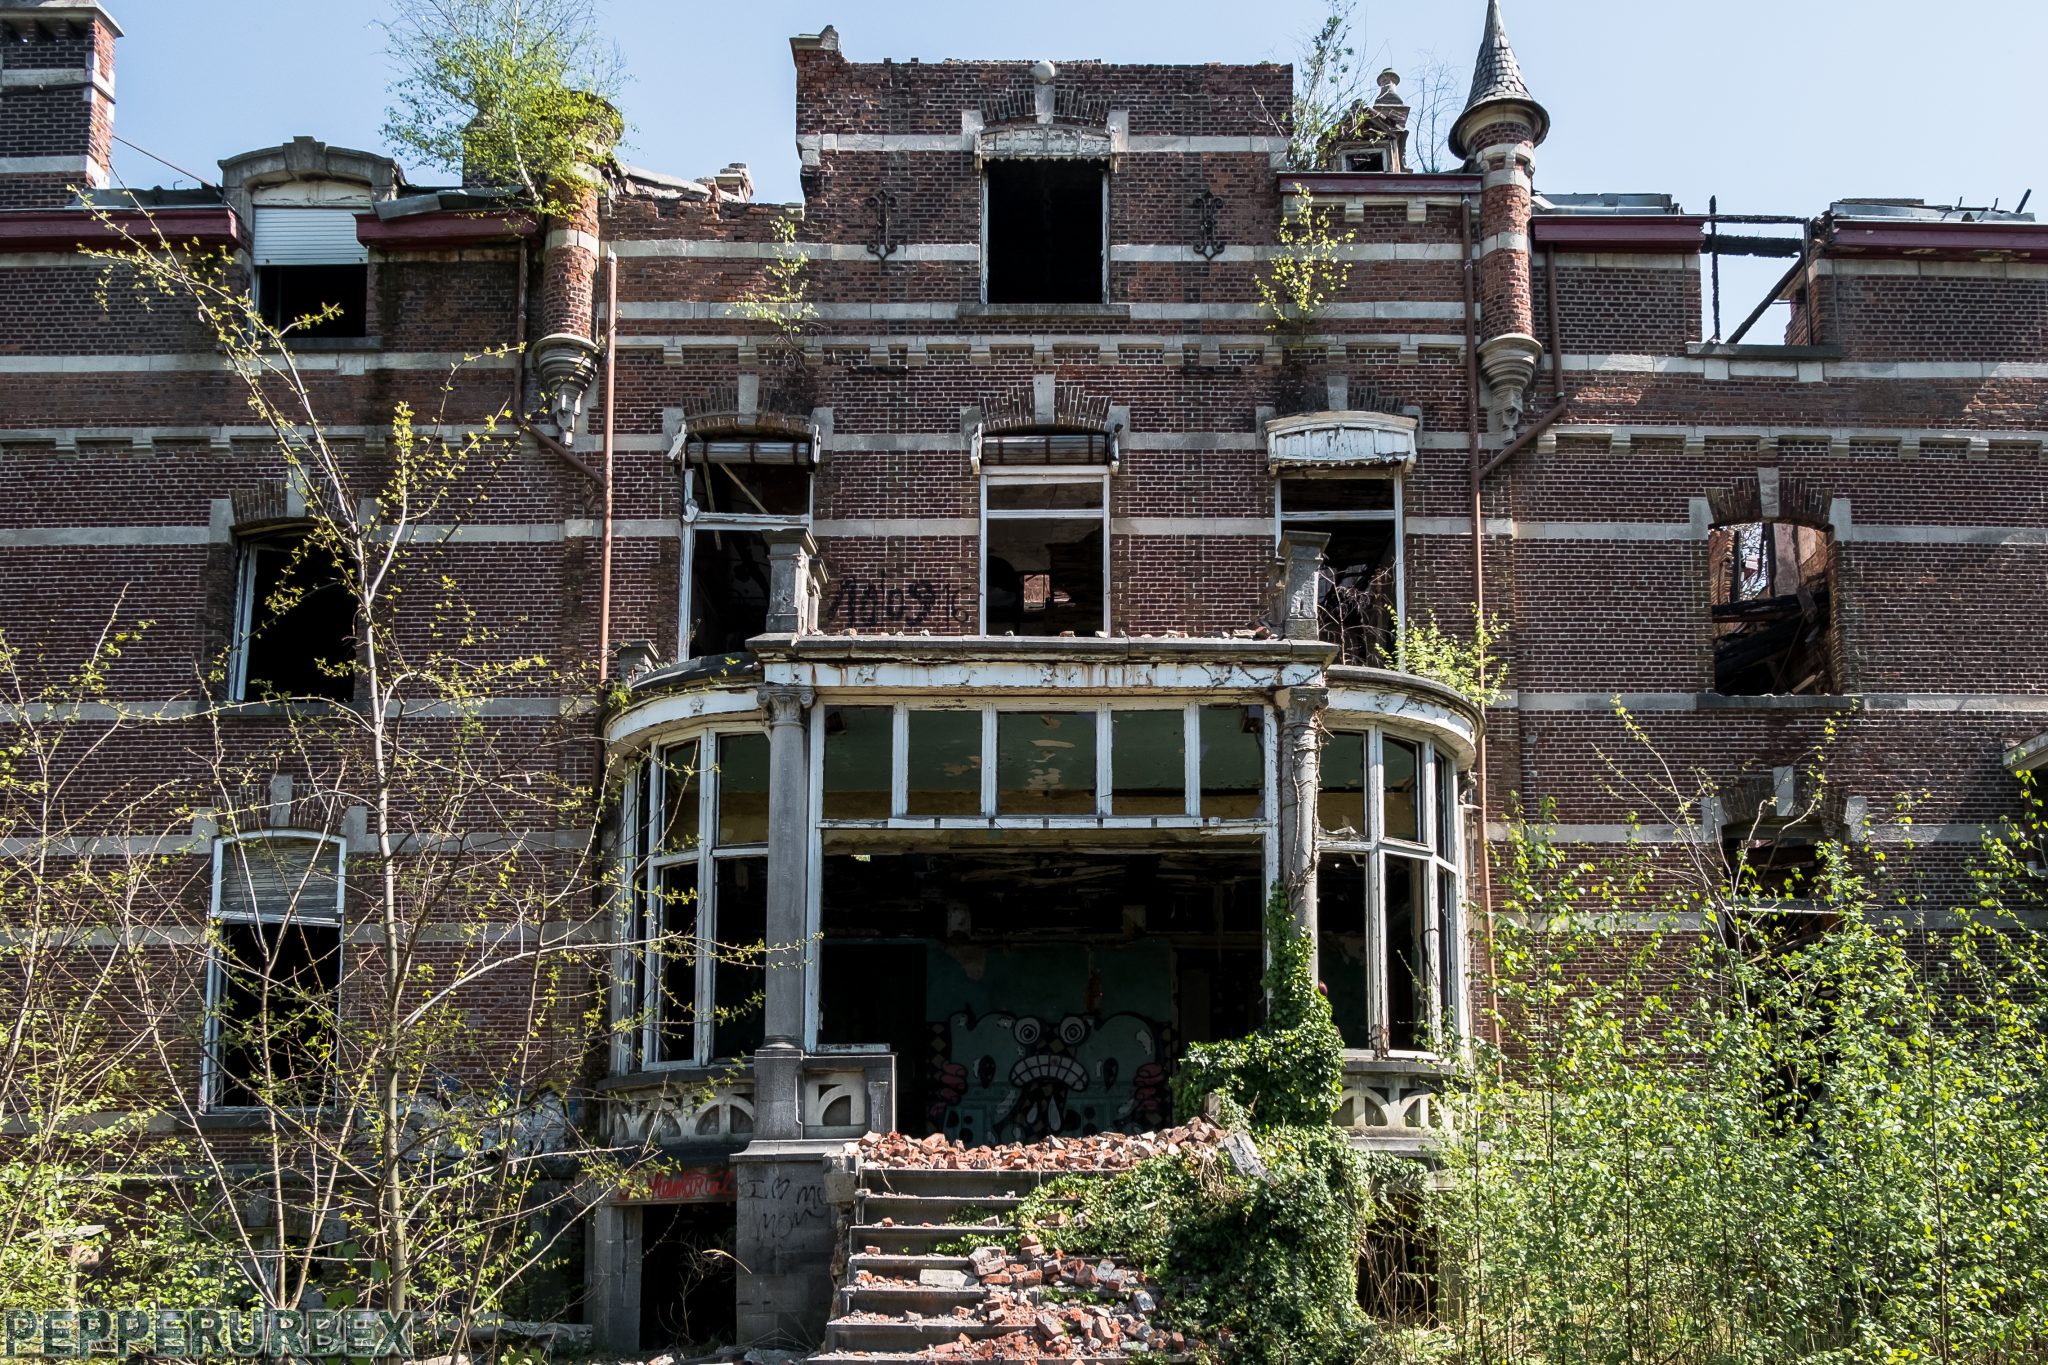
xmin=811 ymin=1162 xmax=1181 ymax=1363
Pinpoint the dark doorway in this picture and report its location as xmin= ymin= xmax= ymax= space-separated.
xmin=985 ymin=161 xmax=1106 ymax=304
xmin=639 ymin=1204 xmax=736 ymax=1354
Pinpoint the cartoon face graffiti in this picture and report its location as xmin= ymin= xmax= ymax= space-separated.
xmin=937 ymin=1008 xmax=1168 ymax=1143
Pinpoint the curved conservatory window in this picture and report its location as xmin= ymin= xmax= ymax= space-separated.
xmin=1317 ymin=730 xmax=1463 ymax=1055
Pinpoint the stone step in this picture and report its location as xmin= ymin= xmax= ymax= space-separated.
xmin=837 ymin=1281 xmax=986 ymax=1317
xmin=845 ymin=1251 xmax=976 ymax=1278
xmin=824 ymin=1315 xmax=1021 ymax=1353
xmin=848 ymin=1220 xmax=1015 ymax=1255
xmin=856 ymin=1165 xmax=1102 ymax=1198
xmin=855 ymin=1190 xmax=1028 ymax=1222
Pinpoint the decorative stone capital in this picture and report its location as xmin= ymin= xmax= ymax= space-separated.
xmin=532 ymin=332 xmax=601 ymax=429
xmin=1277 ymin=685 xmax=1331 ymax=734
xmin=759 ymin=684 xmax=815 ymax=727
xmin=1477 ymin=331 xmax=1543 ymax=429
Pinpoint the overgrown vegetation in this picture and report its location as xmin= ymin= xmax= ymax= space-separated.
xmin=1429 ymin=748 xmax=2048 ymax=1364
xmin=1396 ymin=609 xmax=1505 ymax=707
xmin=1256 ymin=188 xmax=1353 ymax=343
xmin=382 ymin=0 xmax=623 ymax=218
xmin=1173 ymin=885 xmax=1345 ymax=1128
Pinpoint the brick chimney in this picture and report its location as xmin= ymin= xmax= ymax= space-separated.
xmin=0 ymin=0 xmax=120 ymax=208
xmin=1450 ymin=0 xmax=1548 ymax=430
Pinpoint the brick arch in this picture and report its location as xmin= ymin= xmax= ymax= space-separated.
xmin=1705 ymin=473 xmax=1833 ymax=531
xmin=680 ymin=383 xmax=815 ymax=441
xmin=979 ymin=384 xmax=1113 ymax=435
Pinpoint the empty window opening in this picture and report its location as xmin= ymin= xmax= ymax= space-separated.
xmin=1279 ymin=475 xmax=1401 ymax=667
xmin=681 ymin=449 xmax=812 ymax=661
xmin=984 ymin=160 xmax=1106 ymax=304
xmin=996 ymin=710 xmax=1098 ymax=815
xmin=234 ymin=528 xmax=355 ymax=703
xmin=1111 ymin=709 xmax=1186 ymax=817
xmin=252 ymin=207 xmax=370 ymax=339
xmin=1317 ymin=729 xmax=1464 ymax=1055
xmin=638 ymin=732 xmax=772 ymax=1066
xmin=983 ymin=472 xmax=1108 ymax=637
xmin=1708 ymin=520 xmax=1836 ymax=695
xmin=1343 ymin=148 xmax=1391 ymax=173
xmin=207 ymin=836 xmax=343 ymax=1110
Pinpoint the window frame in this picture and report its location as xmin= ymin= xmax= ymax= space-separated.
xmin=228 ymin=527 xmax=356 ymax=705
xmin=813 ymin=699 xmax=1274 ymax=829
xmin=677 ymin=452 xmax=814 ymax=661
xmin=1317 ymin=727 xmax=1464 ymax=1058
xmin=638 ymin=728 xmax=772 ymax=1068
xmin=250 ymin=207 xmax=372 ymax=340
xmin=978 ymin=160 xmax=1111 ymax=307
xmin=202 ymin=831 xmax=346 ymax=1112
xmin=1275 ymin=471 xmax=1406 ymax=663
xmin=979 ymin=468 xmax=1111 ymax=636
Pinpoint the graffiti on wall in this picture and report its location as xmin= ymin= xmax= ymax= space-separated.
xmin=928 ymin=1008 xmax=1172 ymax=1143
xmin=826 ymin=576 xmax=964 ymax=630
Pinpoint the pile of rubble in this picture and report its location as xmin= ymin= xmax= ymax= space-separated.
xmin=853 ymin=1119 xmax=1226 ymax=1173
xmin=849 ymin=1240 xmax=1194 ymax=1359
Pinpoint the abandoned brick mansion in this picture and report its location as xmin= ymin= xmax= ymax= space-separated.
xmin=0 ymin=0 xmax=2043 ymax=1351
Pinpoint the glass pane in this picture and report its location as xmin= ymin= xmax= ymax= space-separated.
xmin=1318 ymin=733 xmax=1366 ymax=838
xmin=1382 ymin=736 xmax=1420 ymax=844
xmin=822 ymin=706 xmax=892 ymax=821
xmin=1198 ymin=705 xmax=1264 ymax=819
xmin=1437 ymin=867 xmax=1461 ymax=1039
xmin=1384 ymin=855 xmax=1425 ymax=1051
xmin=1111 ymin=710 xmax=1185 ymax=816
xmin=987 ymin=480 xmax=1105 ymax=511
xmin=658 ymin=741 xmax=701 ymax=854
xmin=655 ymin=863 xmax=699 ymax=1064
xmin=709 ymin=857 xmax=767 ymax=1060
xmin=907 ymin=710 xmax=984 ymax=817
xmin=1316 ymin=854 xmax=1370 ymax=1050
xmin=715 ymin=732 xmax=771 ymax=846
xmin=1436 ymin=754 xmax=1458 ymax=855
xmin=1279 ymin=477 xmax=1396 ymax=514
xmin=996 ymin=711 xmax=1098 ymax=815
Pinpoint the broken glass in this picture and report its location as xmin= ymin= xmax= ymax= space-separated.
xmin=996 ymin=711 xmax=1098 ymax=815
xmin=907 ymin=710 xmax=983 ymax=817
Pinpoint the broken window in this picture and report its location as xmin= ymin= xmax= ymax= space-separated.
xmin=1708 ymin=520 xmax=1836 ymax=695
xmin=1279 ymin=475 xmax=1401 ymax=666
xmin=233 ymin=527 xmax=355 ymax=703
xmin=1198 ymin=705 xmax=1265 ymax=820
xmin=680 ymin=436 xmax=813 ymax=660
xmin=639 ymin=730 xmax=773 ymax=1065
xmin=821 ymin=705 xmax=893 ymax=821
xmin=984 ymin=160 xmax=1106 ymax=305
xmin=207 ymin=835 xmax=344 ymax=1109
xmin=1112 ymin=709 xmax=1186 ymax=817
xmin=252 ymin=207 xmax=369 ymax=338
xmin=1317 ymin=729 xmax=1464 ymax=1053
xmin=996 ymin=710 xmax=1098 ymax=815
xmin=982 ymin=472 xmax=1108 ymax=637
xmin=906 ymin=710 xmax=983 ymax=817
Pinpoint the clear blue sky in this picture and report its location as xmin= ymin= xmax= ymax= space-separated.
xmin=107 ymin=1 xmax=2046 ymax=315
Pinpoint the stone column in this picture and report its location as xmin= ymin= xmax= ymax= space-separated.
xmin=584 ymin=1203 xmax=643 ymax=1353
xmin=752 ymin=682 xmax=814 ymax=1141
xmin=761 ymin=528 xmax=822 ymax=636
xmin=1275 ymin=686 xmax=1329 ymax=947
xmin=1273 ymin=529 xmax=1331 ymax=642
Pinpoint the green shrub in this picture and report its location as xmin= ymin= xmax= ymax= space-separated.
xmin=1020 ymin=1125 xmax=1401 ymax=1365
xmin=1172 ymin=884 xmax=1345 ymax=1128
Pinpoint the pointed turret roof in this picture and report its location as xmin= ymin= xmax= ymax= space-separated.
xmin=1448 ymin=0 xmax=1549 ymax=160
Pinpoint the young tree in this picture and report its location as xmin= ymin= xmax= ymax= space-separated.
xmin=381 ymin=0 xmax=624 ymax=218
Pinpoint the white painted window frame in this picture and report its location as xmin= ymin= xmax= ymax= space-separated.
xmin=979 ymin=469 xmax=1112 ymax=636
xmin=1317 ymin=726 xmax=1465 ymax=1057
xmin=201 ymin=830 xmax=346 ymax=1112
xmin=639 ymin=728 xmax=771 ymax=1068
xmin=677 ymin=459 xmax=813 ymax=661
xmin=1275 ymin=472 xmax=1407 ymax=659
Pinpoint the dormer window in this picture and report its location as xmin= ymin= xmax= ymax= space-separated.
xmin=252 ymin=207 xmax=369 ymax=338
xmin=983 ymin=160 xmax=1107 ymax=305
xmin=1342 ymin=148 xmax=1391 ymax=173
